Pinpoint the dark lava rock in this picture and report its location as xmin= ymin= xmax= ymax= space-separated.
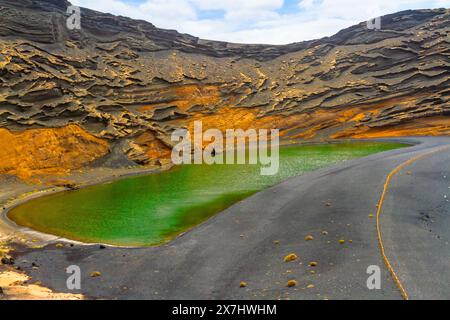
xmin=1 ymin=257 xmax=15 ymax=265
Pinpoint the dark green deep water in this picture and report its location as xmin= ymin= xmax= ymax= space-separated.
xmin=8 ymin=142 xmax=406 ymax=246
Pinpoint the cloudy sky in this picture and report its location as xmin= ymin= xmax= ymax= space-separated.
xmin=71 ymin=0 xmax=450 ymax=44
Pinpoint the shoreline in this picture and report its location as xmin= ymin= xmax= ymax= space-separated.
xmin=0 ymin=163 xmax=174 ymax=300
xmin=0 ymin=137 xmax=418 ymax=300
xmin=10 ymin=136 xmax=444 ymax=300
xmin=0 ymin=163 xmax=175 ymax=247
xmin=0 ymin=137 xmax=417 ymax=248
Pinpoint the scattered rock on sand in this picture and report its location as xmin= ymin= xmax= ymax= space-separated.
xmin=287 ymin=280 xmax=298 ymax=287
xmin=239 ymin=281 xmax=247 ymax=288
xmin=309 ymin=261 xmax=318 ymax=267
xmin=284 ymin=253 xmax=298 ymax=262
xmin=305 ymin=235 xmax=314 ymax=241
xmin=90 ymin=271 xmax=101 ymax=278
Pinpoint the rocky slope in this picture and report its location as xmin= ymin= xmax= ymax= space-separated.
xmin=0 ymin=0 xmax=449 ymax=181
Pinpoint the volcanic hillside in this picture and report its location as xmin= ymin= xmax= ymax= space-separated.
xmin=0 ymin=0 xmax=449 ymax=180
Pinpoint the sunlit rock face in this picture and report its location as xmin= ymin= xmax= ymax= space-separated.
xmin=0 ymin=0 xmax=449 ymax=179
xmin=0 ymin=125 xmax=109 ymax=180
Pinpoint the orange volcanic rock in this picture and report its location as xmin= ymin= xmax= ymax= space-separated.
xmin=140 ymin=84 xmax=222 ymax=114
xmin=0 ymin=125 xmax=109 ymax=180
xmin=129 ymin=131 xmax=172 ymax=165
xmin=332 ymin=116 xmax=450 ymax=139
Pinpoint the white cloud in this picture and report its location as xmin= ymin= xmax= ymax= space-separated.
xmin=190 ymin=0 xmax=284 ymax=11
xmin=71 ymin=0 xmax=450 ymax=44
xmin=224 ymin=10 xmax=280 ymax=24
xmin=299 ymin=0 xmax=316 ymax=10
xmin=71 ymin=0 xmax=197 ymax=29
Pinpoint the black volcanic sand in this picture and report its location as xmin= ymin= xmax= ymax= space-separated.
xmin=10 ymin=137 xmax=450 ymax=300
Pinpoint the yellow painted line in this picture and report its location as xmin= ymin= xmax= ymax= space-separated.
xmin=376 ymin=145 xmax=450 ymax=301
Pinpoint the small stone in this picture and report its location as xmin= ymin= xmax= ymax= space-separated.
xmin=284 ymin=253 xmax=298 ymax=263
xmin=368 ymin=213 xmax=374 ymax=219
xmin=339 ymin=239 xmax=345 ymax=244
xmin=287 ymin=280 xmax=298 ymax=287
xmin=90 ymin=271 xmax=101 ymax=278
xmin=348 ymin=240 xmax=353 ymax=243
xmin=309 ymin=261 xmax=318 ymax=267
xmin=322 ymin=231 xmax=328 ymax=235
xmin=273 ymin=240 xmax=280 ymax=245
xmin=55 ymin=243 xmax=64 ymax=248
xmin=307 ymin=284 xmax=315 ymax=289
xmin=305 ymin=235 xmax=314 ymax=241
xmin=239 ymin=281 xmax=247 ymax=288
xmin=1 ymin=257 xmax=14 ymax=265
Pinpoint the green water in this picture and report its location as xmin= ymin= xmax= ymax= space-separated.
xmin=8 ymin=142 xmax=406 ymax=246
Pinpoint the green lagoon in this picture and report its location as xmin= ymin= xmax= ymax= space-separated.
xmin=8 ymin=142 xmax=406 ymax=246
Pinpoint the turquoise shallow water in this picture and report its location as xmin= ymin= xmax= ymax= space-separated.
xmin=8 ymin=142 xmax=406 ymax=246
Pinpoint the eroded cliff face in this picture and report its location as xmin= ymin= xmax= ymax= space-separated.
xmin=0 ymin=125 xmax=109 ymax=180
xmin=0 ymin=0 xmax=449 ymax=181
